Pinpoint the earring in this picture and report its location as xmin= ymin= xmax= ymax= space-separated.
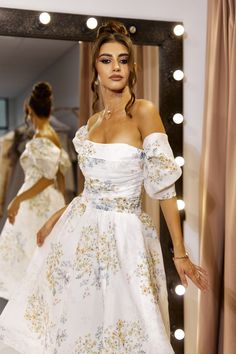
xmin=95 ymin=78 xmax=99 ymax=86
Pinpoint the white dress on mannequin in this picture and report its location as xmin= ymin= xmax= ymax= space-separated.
xmin=0 ymin=125 xmax=181 ymax=353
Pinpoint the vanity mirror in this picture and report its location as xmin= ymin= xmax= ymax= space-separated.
xmin=0 ymin=7 xmax=184 ymax=353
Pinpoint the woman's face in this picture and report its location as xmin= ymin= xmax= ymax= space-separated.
xmin=95 ymin=41 xmax=130 ymax=92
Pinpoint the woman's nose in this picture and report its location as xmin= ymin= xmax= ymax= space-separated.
xmin=113 ymin=60 xmax=120 ymax=71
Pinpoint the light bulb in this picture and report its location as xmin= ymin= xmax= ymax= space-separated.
xmin=172 ymin=113 xmax=184 ymax=124
xmin=174 ymin=329 xmax=185 ymax=340
xmin=39 ymin=12 xmax=51 ymax=25
xmin=175 ymin=285 xmax=186 ymax=296
xmin=129 ymin=26 xmax=136 ymax=34
xmin=177 ymin=199 xmax=185 ymax=210
xmin=173 ymin=70 xmax=184 ymax=81
xmin=173 ymin=24 xmax=185 ymax=36
xmin=175 ymin=156 xmax=185 ymax=167
xmin=86 ymin=17 xmax=98 ymax=30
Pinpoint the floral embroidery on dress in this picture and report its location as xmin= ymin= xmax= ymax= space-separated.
xmin=25 ymin=291 xmax=52 ymax=345
xmin=63 ymin=195 xmax=87 ymax=232
xmin=139 ymin=212 xmax=156 ymax=231
xmin=29 ymin=193 xmax=51 ymax=217
xmin=143 ymin=133 xmax=182 ymax=200
xmin=78 ymin=143 xmax=96 ymax=167
xmin=92 ymin=196 xmax=141 ymax=213
xmin=54 ymin=313 xmax=68 ymax=351
xmin=135 ymin=250 xmax=164 ymax=304
xmin=74 ymin=319 xmax=148 ymax=353
xmin=0 ymin=230 xmax=25 ymax=263
xmin=73 ymin=223 xmax=120 ymax=298
xmin=85 ymin=177 xmax=117 ymax=194
xmin=46 ymin=242 xmax=71 ymax=297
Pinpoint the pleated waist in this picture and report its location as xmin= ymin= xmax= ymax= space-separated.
xmin=82 ymin=192 xmax=141 ymax=215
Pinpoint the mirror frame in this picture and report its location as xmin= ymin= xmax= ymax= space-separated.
xmin=0 ymin=7 xmax=184 ymax=353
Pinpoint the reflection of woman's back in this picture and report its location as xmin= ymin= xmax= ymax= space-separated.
xmin=0 ymin=82 xmax=71 ymax=300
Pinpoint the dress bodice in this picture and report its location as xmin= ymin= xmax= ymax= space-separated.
xmin=73 ymin=125 xmax=182 ymax=213
xmin=20 ymin=137 xmax=71 ymax=187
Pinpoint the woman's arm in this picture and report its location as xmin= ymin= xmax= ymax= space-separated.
xmin=37 ymin=205 xmax=67 ymax=247
xmin=159 ymin=197 xmax=186 ymax=257
xmin=56 ymin=170 xmax=65 ymax=196
xmin=160 ymin=197 xmax=208 ymax=291
xmin=7 ymin=177 xmax=54 ymax=224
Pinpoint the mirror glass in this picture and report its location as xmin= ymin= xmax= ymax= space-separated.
xmin=0 ymin=9 xmax=183 ymax=354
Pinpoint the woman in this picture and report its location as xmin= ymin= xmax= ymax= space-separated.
xmin=0 ymin=82 xmax=71 ymax=300
xmin=0 ymin=23 xmax=208 ymax=353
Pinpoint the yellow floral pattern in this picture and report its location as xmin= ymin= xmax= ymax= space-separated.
xmin=73 ymin=223 xmax=120 ymax=298
xmin=0 ymin=126 xmax=179 ymax=354
xmin=24 ymin=292 xmax=52 ymax=340
xmin=46 ymin=242 xmax=71 ymax=296
xmin=74 ymin=319 xmax=148 ymax=353
xmin=135 ymin=250 xmax=162 ymax=304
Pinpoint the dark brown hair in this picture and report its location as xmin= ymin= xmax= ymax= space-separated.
xmin=28 ymin=81 xmax=52 ymax=118
xmin=91 ymin=21 xmax=136 ymax=117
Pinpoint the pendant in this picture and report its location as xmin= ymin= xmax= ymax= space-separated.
xmin=103 ymin=109 xmax=112 ymax=120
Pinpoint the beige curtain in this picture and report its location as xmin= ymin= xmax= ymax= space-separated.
xmin=79 ymin=43 xmax=160 ymax=227
xmin=197 ymin=1 xmax=236 ymax=353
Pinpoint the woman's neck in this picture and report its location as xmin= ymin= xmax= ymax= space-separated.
xmin=34 ymin=117 xmax=50 ymax=132
xmin=101 ymin=86 xmax=131 ymax=115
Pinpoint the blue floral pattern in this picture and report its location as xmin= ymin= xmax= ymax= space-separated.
xmin=0 ymin=125 xmax=180 ymax=354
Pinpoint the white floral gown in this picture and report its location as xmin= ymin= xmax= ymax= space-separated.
xmin=0 ymin=137 xmax=71 ymax=300
xmin=0 ymin=125 xmax=181 ymax=354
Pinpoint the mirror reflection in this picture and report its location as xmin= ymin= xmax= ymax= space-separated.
xmin=2 ymin=17 xmax=188 ymax=352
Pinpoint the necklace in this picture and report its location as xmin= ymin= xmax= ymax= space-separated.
xmin=102 ymin=109 xmax=112 ymax=120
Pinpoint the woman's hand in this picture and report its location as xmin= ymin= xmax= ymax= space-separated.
xmin=37 ymin=206 xmax=67 ymax=247
xmin=7 ymin=197 xmax=21 ymax=224
xmin=173 ymin=256 xmax=209 ymax=291
xmin=36 ymin=218 xmax=54 ymax=247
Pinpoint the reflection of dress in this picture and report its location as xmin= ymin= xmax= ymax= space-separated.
xmin=0 ymin=125 xmax=181 ymax=353
xmin=0 ymin=137 xmax=71 ymax=300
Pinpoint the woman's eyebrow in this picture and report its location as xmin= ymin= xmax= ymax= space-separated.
xmin=98 ymin=53 xmax=129 ymax=58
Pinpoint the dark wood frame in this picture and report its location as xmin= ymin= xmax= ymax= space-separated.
xmin=0 ymin=7 xmax=184 ymax=353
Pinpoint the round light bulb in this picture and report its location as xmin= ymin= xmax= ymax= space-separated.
xmin=175 ymin=284 xmax=186 ymax=296
xmin=173 ymin=24 xmax=185 ymax=36
xmin=173 ymin=113 xmax=184 ymax=124
xmin=129 ymin=25 xmax=137 ymax=34
xmin=39 ymin=12 xmax=51 ymax=25
xmin=175 ymin=156 xmax=185 ymax=167
xmin=174 ymin=329 xmax=185 ymax=340
xmin=86 ymin=17 xmax=98 ymax=30
xmin=173 ymin=70 xmax=184 ymax=81
xmin=177 ymin=199 xmax=185 ymax=210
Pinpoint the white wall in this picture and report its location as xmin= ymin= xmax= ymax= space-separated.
xmin=12 ymin=44 xmax=80 ymax=133
xmin=0 ymin=1 xmax=208 ymax=353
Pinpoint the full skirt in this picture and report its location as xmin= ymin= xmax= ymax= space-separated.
xmin=0 ymin=195 xmax=174 ymax=354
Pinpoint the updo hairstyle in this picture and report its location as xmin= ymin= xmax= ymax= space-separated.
xmin=28 ymin=81 xmax=53 ymax=118
xmin=91 ymin=21 xmax=137 ymax=117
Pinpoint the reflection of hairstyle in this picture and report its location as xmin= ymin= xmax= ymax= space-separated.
xmin=91 ymin=21 xmax=136 ymax=117
xmin=28 ymin=81 xmax=53 ymax=118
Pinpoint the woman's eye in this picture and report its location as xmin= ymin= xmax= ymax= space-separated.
xmin=100 ymin=59 xmax=111 ymax=64
xmin=120 ymin=59 xmax=128 ymax=64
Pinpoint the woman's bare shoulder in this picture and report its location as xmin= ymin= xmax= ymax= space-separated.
xmin=87 ymin=112 xmax=100 ymax=131
xmin=35 ymin=129 xmax=61 ymax=148
xmin=134 ymin=99 xmax=165 ymax=138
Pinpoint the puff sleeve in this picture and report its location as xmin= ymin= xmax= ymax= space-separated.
xmin=72 ymin=125 xmax=88 ymax=154
xmin=143 ymin=132 xmax=182 ymax=200
xmin=28 ymin=138 xmax=61 ymax=180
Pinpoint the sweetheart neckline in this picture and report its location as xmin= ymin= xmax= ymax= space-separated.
xmin=85 ymin=139 xmax=144 ymax=152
